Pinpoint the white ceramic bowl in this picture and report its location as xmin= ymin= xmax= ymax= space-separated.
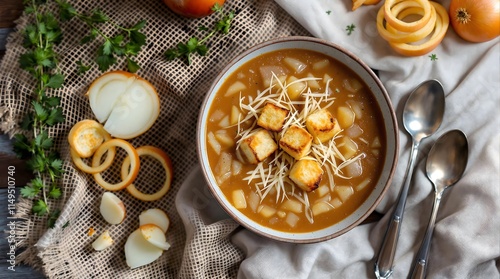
xmin=197 ymin=36 xmax=399 ymax=243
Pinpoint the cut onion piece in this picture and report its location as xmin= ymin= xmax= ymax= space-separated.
xmin=92 ymin=139 xmax=140 ymax=191
xmin=92 ymin=230 xmax=113 ymax=251
xmin=68 ymin=119 xmax=111 ymax=158
xmin=139 ymin=208 xmax=170 ymax=233
xmin=70 ymin=146 xmax=116 ymax=174
xmin=125 ymin=228 xmax=163 ymax=269
xmin=121 ymin=146 xmax=173 ymax=201
xmin=87 ymin=71 xmax=160 ymax=139
xmin=99 ymin=192 xmax=126 ymax=224
xmin=139 ymin=224 xmax=171 ymax=251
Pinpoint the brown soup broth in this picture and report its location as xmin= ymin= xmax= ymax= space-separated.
xmin=205 ymin=49 xmax=386 ymax=233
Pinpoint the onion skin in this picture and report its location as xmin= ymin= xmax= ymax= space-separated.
xmin=449 ymin=0 xmax=500 ymax=43
xmin=163 ymin=0 xmax=226 ymax=18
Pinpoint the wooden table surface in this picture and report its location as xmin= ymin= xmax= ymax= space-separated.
xmin=0 ymin=1 xmax=383 ymax=278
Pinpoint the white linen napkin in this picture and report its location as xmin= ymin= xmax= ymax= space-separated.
xmin=177 ymin=1 xmax=500 ymax=278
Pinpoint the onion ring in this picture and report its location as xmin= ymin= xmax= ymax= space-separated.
xmin=70 ymin=147 xmax=116 ymax=174
xmin=388 ymin=5 xmax=437 ymax=43
xmin=384 ymin=0 xmax=432 ymax=32
xmin=68 ymin=119 xmax=111 ymax=158
xmin=389 ymin=2 xmax=449 ymax=56
xmin=92 ymin=139 xmax=140 ymax=191
xmin=377 ymin=3 xmax=437 ymax=43
xmin=121 ymin=146 xmax=173 ymax=201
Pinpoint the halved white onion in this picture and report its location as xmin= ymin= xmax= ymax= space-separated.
xmin=139 ymin=208 xmax=170 ymax=233
xmin=87 ymin=71 xmax=160 ymax=139
xmin=139 ymin=224 xmax=171 ymax=251
xmin=125 ymin=228 xmax=163 ymax=269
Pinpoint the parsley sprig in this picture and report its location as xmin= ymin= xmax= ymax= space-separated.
xmin=165 ymin=4 xmax=235 ymax=65
xmin=15 ymin=0 xmax=66 ymax=224
xmin=55 ymin=0 xmax=147 ymax=73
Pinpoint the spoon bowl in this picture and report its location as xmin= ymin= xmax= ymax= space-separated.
xmin=375 ymin=79 xmax=445 ymax=279
xmin=410 ymin=129 xmax=469 ymax=279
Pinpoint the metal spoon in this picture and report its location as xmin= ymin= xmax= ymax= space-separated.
xmin=375 ymin=79 xmax=445 ymax=279
xmin=410 ymin=130 xmax=469 ymax=279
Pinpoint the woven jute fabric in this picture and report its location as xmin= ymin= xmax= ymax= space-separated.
xmin=0 ymin=0 xmax=309 ymax=278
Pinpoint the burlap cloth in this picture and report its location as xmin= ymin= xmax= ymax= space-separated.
xmin=0 ymin=0 xmax=310 ymax=278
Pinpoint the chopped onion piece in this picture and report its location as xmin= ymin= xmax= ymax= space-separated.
xmin=283 ymin=57 xmax=307 ymax=74
xmin=285 ymin=212 xmax=300 ymax=227
xmin=225 ymin=81 xmax=247 ymax=97
xmin=335 ymin=185 xmax=354 ymax=202
xmin=356 ymin=178 xmax=371 ymax=191
xmin=232 ymin=189 xmax=247 ymax=209
xmin=207 ymin=131 xmax=221 ymax=155
xmin=345 ymin=159 xmax=363 ymax=178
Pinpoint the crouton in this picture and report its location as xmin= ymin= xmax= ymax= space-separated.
xmin=279 ymin=125 xmax=313 ymax=160
xmin=239 ymin=129 xmax=278 ymax=164
xmin=289 ymin=159 xmax=323 ymax=192
xmin=306 ymin=109 xmax=341 ymax=144
xmin=257 ymin=103 xmax=289 ymax=132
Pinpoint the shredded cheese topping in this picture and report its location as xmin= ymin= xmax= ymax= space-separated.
xmin=237 ymin=73 xmax=364 ymax=224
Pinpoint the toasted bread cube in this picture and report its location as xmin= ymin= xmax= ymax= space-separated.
xmin=239 ymin=129 xmax=278 ymax=164
xmin=289 ymin=159 xmax=323 ymax=192
xmin=306 ymin=109 xmax=341 ymax=144
xmin=257 ymin=103 xmax=289 ymax=132
xmin=279 ymin=125 xmax=313 ymax=160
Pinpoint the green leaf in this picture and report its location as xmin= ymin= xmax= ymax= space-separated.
xmin=91 ymin=9 xmax=108 ymax=23
xmin=49 ymin=158 xmax=64 ymax=174
xmin=131 ymin=20 xmax=146 ymax=31
xmin=111 ymin=35 xmax=124 ymax=45
xmin=32 ymin=200 xmax=48 ymax=216
xmin=46 ymin=74 xmax=64 ymax=88
xmin=27 ymin=155 xmax=47 ymax=172
xmin=196 ymin=44 xmax=208 ymax=56
xmin=13 ymin=134 xmax=32 ymax=158
xmin=102 ymin=40 xmax=113 ymax=55
xmin=186 ymin=37 xmax=199 ymax=52
xmin=46 ymin=107 xmax=65 ymax=126
xmin=20 ymin=113 xmax=34 ymax=131
xmin=49 ymin=186 xmax=62 ymax=199
xmin=57 ymin=0 xmax=77 ymax=21
xmin=32 ymin=101 xmax=48 ymax=122
xmin=35 ymin=130 xmax=53 ymax=150
xmin=127 ymin=58 xmax=140 ymax=73
xmin=76 ymin=60 xmax=91 ymax=74
xmin=130 ymin=31 xmax=146 ymax=46
xmin=19 ymin=52 xmax=36 ymax=70
xmin=21 ymin=185 xmax=39 ymax=198
xmin=96 ymin=53 xmax=116 ymax=72
xmin=125 ymin=43 xmax=141 ymax=56
xmin=44 ymin=96 xmax=60 ymax=107
xmin=48 ymin=209 xmax=60 ymax=228
xmin=165 ymin=49 xmax=179 ymax=61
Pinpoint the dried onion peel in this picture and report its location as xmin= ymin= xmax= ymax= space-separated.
xmin=92 ymin=139 xmax=140 ymax=191
xmin=121 ymin=146 xmax=173 ymax=201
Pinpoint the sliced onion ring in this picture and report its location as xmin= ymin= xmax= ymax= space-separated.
xmin=121 ymin=146 xmax=173 ymax=201
xmin=70 ymin=146 xmax=116 ymax=174
xmin=377 ymin=2 xmax=437 ymax=43
xmin=389 ymin=2 xmax=449 ymax=56
xmin=384 ymin=0 xmax=432 ymax=33
xmin=92 ymin=139 xmax=140 ymax=191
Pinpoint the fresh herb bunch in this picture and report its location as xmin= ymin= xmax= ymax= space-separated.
xmin=15 ymin=0 xmax=66 ymax=227
xmin=55 ymin=0 xmax=147 ymax=73
xmin=165 ymin=3 xmax=235 ymax=65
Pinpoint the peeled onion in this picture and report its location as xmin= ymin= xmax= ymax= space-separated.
xmin=87 ymin=71 xmax=160 ymax=139
xmin=99 ymin=192 xmax=126 ymax=224
xmin=139 ymin=208 xmax=170 ymax=233
xmin=125 ymin=228 xmax=164 ymax=269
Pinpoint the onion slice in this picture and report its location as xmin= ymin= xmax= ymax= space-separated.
xmin=86 ymin=71 xmax=160 ymax=139
xmin=389 ymin=2 xmax=449 ymax=56
xmin=68 ymin=119 xmax=111 ymax=158
xmin=70 ymin=147 xmax=116 ymax=174
xmin=92 ymin=139 xmax=140 ymax=191
xmin=121 ymin=146 xmax=173 ymax=201
xmin=384 ymin=0 xmax=432 ymax=32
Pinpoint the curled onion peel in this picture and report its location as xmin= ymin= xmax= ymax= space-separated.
xmin=384 ymin=0 xmax=432 ymax=32
xmin=92 ymin=139 xmax=140 ymax=191
xmin=377 ymin=2 xmax=437 ymax=43
xmin=389 ymin=2 xmax=449 ymax=56
xmin=87 ymin=71 xmax=160 ymax=139
xmin=121 ymin=146 xmax=173 ymax=201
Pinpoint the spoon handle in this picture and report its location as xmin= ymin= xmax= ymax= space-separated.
xmin=410 ymin=191 xmax=443 ymax=279
xmin=375 ymin=140 xmax=420 ymax=279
